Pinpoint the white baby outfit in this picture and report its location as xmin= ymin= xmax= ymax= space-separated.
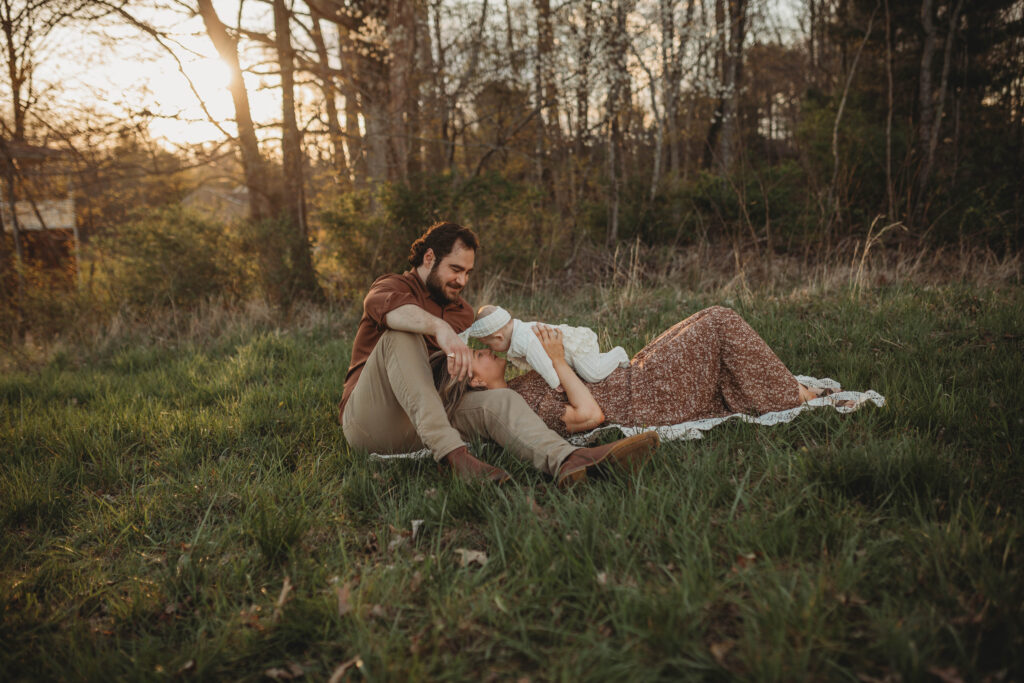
xmin=465 ymin=307 xmax=630 ymax=390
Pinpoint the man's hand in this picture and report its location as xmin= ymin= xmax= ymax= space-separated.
xmin=436 ymin=322 xmax=473 ymax=382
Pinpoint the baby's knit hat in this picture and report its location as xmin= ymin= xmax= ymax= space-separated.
xmin=467 ymin=306 xmax=512 ymax=338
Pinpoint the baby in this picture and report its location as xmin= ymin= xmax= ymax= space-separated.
xmin=463 ymin=304 xmax=630 ymax=390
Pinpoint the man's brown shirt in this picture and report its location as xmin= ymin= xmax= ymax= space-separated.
xmin=338 ymin=270 xmax=474 ymax=420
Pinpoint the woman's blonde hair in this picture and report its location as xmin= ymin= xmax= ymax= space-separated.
xmin=429 ymin=351 xmax=473 ymax=420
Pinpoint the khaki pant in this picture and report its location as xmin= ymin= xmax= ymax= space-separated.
xmin=342 ymin=330 xmax=576 ymax=475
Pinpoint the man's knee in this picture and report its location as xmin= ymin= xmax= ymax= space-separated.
xmin=379 ymin=329 xmax=429 ymax=358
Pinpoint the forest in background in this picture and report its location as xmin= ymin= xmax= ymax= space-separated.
xmin=1 ymin=0 xmax=1022 ymax=331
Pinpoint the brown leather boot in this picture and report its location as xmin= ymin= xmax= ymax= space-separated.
xmin=439 ymin=446 xmax=512 ymax=484
xmin=555 ymin=431 xmax=660 ymax=489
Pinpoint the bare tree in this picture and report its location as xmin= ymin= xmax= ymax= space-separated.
xmin=533 ymin=0 xmax=561 ymax=192
xmin=306 ymin=3 xmax=350 ymax=181
xmin=601 ymin=0 xmax=632 ymax=245
xmin=914 ymin=0 xmax=964 ymax=225
xmin=0 ymin=0 xmax=93 ymax=300
xmin=273 ymin=0 xmax=320 ymax=296
xmin=704 ymin=0 xmax=749 ymax=173
xmin=196 ymin=0 xmax=273 ymax=221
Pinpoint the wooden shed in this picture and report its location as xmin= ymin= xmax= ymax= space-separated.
xmin=0 ymin=140 xmax=79 ymax=272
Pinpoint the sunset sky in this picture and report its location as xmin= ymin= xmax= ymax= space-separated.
xmin=36 ymin=3 xmax=281 ymax=147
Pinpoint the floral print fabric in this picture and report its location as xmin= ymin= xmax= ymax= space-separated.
xmin=507 ymin=306 xmax=802 ymax=438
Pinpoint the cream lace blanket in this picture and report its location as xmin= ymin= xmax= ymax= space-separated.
xmin=368 ymin=376 xmax=886 ymax=460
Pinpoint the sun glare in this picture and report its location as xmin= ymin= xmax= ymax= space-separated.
xmin=193 ymin=57 xmax=234 ymax=93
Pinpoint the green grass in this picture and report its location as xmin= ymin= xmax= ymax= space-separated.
xmin=1 ymin=284 xmax=1022 ymax=681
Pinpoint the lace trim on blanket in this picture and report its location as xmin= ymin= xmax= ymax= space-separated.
xmin=367 ymin=376 xmax=885 ymax=460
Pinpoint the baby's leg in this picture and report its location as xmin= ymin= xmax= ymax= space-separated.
xmin=574 ymin=347 xmax=630 ymax=383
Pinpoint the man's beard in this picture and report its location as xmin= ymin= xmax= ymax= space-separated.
xmin=425 ymin=261 xmax=459 ymax=304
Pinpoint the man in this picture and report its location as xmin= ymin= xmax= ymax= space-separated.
xmin=339 ymin=221 xmax=658 ymax=486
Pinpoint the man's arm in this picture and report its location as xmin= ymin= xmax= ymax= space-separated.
xmin=386 ymin=304 xmax=473 ymax=381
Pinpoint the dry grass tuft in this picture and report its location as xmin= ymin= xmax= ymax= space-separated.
xmin=2 ymin=239 xmax=1020 ymax=371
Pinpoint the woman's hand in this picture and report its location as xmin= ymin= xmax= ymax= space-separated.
xmin=533 ymin=325 xmax=604 ymax=432
xmin=533 ymin=325 xmax=565 ymax=363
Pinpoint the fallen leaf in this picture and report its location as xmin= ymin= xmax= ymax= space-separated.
xmin=837 ymin=592 xmax=868 ymax=607
xmin=387 ymin=536 xmax=409 ymax=553
xmin=369 ymin=604 xmax=388 ymax=619
xmin=327 ymin=656 xmax=362 ymax=683
xmin=709 ymin=640 xmax=735 ymax=666
xmin=927 ymin=666 xmax=965 ymax=683
xmin=409 ymin=570 xmax=423 ymax=593
xmin=240 ymin=605 xmax=264 ymax=631
xmin=335 ymin=580 xmax=354 ymax=617
xmin=596 ymin=571 xmax=609 ymax=587
xmin=263 ymin=662 xmax=303 ymax=679
xmin=730 ymin=551 xmax=761 ymax=573
xmin=411 ymin=519 xmax=424 ymax=539
xmin=855 ymin=673 xmax=901 ymax=683
xmin=454 ymin=548 xmax=488 ymax=567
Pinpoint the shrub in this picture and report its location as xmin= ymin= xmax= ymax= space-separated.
xmin=95 ymin=206 xmax=248 ymax=308
xmin=316 ymin=172 xmax=569 ymax=298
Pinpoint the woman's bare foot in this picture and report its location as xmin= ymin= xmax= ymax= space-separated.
xmin=798 ymin=382 xmax=838 ymax=402
xmin=799 ymin=382 xmax=855 ymax=408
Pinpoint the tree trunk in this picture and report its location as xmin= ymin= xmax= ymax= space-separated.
xmin=197 ymin=0 xmax=272 ymax=221
xmin=310 ymin=8 xmax=349 ymax=182
xmin=534 ymin=0 xmax=561 ymax=165
xmin=659 ymin=0 xmax=675 ymax=181
xmin=363 ymin=91 xmax=391 ymax=183
xmin=713 ymin=0 xmax=748 ymax=174
xmin=419 ymin=1 xmax=443 ymax=173
xmin=505 ymin=0 xmax=523 ymax=84
xmin=884 ymin=0 xmax=895 ymax=219
xmin=574 ymin=0 xmax=593 ymax=175
xmin=338 ymin=22 xmax=368 ymax=186
xmin=828 ymin=3 xmax=877 ymax=239
xmin=566 ymin=0 xmax=593 ymax=235
xmin=605 ymin=2 xmax=629 ymax=245
xmin=914 ymin=0 xmax=937 ymax=222
xmin=273 ymin=0 xmax=320 ymax=299
xmin=430 ymin=3 xmax=454 ymax=173
xmin=916 ymin=0 xmax=964 ymax=221
xmin=387 ymin=0 xmax=414 ymax=183
xmin=663 ymin=0 xmax=693 ymax=179
xmin=702 ymin=0 xmax=727 ymax=169
xmin=1 ymin=154 xmax=24 ymax=292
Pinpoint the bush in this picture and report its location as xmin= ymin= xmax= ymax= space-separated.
xmin=317 ymin=173 xmax=568 ymax=297
xmin=95 ymin=206 xmax=249 ymax=308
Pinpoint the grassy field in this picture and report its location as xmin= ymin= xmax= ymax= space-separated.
xmin=1 ymin=283 xmax=1022 ymax=681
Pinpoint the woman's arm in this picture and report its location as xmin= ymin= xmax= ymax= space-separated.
xmin=534 ymin=326 xmax=605 ymax=433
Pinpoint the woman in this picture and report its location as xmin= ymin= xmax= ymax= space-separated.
xmin=434 ymin=306 xmax=835 ymax=437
